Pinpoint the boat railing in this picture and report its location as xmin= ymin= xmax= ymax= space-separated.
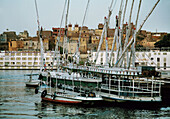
xmin=101 ymin=83 xmax=160 ymax=95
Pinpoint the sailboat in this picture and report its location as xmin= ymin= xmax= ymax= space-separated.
xmin=35 ymin=0 xmax=103 ymax=105
xmin=64 ymin=0 xmax=162 ymax=103
xmin=40 ymin=73 xmax=102 ymax=104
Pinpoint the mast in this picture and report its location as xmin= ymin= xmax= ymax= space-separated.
xmin=52 ymin=0 xmax=67 ymax=71
xmin=137 ymin=0 xmax=160 ymax=34
xmin=34 ymin=0 xmax=45 ymax=72
xmin=115 ymin=0 xmax=124 ymax=67
xmin=94 ymin=0 xmax=114 ymax=65
xmin=119 ymin=0 xmax=128 ymax=67
xmin=63 ymin=0 xmax=70 ymax=65
xmin=116 ymin=0 xmax=134 ymax=68
xmin=76 ymin=0 xmax=90 ymax=65
xmin=130 ymin=0 xmax=142 ymax=68
xmin=108 ymin=0 xmax=124 ymax=66
xmin=115 ymin=0 xmax=160 ymax=66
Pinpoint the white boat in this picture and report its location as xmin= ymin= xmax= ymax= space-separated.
xmin=25 ymin=74 xmax=41 ymax=87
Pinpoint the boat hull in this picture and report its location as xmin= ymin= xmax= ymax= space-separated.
xmin=101 ymin=93 xmax=162 ymax=102
xmin=42 ymin=97 xmax=82 ymax=104
xmin=25 ymin=81 xmax=40 ymax=87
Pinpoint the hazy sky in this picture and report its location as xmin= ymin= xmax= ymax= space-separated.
xmin=0 ymin=0 xmax=170 ymax=36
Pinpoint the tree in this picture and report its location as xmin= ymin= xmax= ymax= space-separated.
xmin=154 ymin=34 xmax=170 ymax=48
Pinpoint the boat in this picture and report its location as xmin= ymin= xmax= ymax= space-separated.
xmin=40 ymin=89 xmax=102 ymax=105
xmin=37 ymin=71 xmax=103 ymax=105
xmin=63 ymin=0 xmax=162 ymax=103
xmin=25 ymin=74 xmax=41 ymax=87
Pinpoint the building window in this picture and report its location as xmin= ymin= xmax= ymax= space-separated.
xmin=16 ymin=62 xmax=21 ymax=65
xmin=16 ymin=53 xmax=21 ymax=56
xmin=16 ymin=57 xmax=21 ymax=60
xmin=151 ymin=58 xmax=154 ymax=60
xmin=164 ymin=63 xmax=166 ymax=69
xmin=136 ymin=53 xmax=139 ymax=57
xmin=148 ymin=53 xmax=151 ymax=57
xmin=157 ymin=62 xmax=160 ymax=69
xmin=22 ymin=62 xmax=26 ymax=65
xmin=22 ymin=58 xmax=26 ymax=60
xmin=11 ymin=58 xmax=15 ymax=60
xmin=142 ymin=53 xmax=145 ymax=57
xmin=22 ymin=53 xmax=26 ymax=56
xmin=28 ymin=62 xmax=32 ymax=65
xmin=157 ymin=58 xmax=160 ymax=62
xmin=163 ymin=53 xmax=167 ymax=55
xmin=163 ymin=58 xmax=166 ymax=63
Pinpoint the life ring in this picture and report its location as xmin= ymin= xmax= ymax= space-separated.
xmin=41 ymin=90 xmax=47 ymax=98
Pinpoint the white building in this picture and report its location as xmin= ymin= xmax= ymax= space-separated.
xmin=91 ymin=50 xmax=170 ymax=71
xmin=0 ymin=51 xmax=59 ymax=70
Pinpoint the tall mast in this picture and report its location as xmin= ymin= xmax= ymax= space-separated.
xmin=34 ymin=0 xmax=45 ymax=72
xmin=52 ymin=0 xmax=67 ymax=71
xmin=115 ymin=0 xmax=160 ymax=66
xmin=76 ymin=0 xmax=90 ymax=65
xmin=130 ymin=0 xmax=142 ymax=68
xmin=63 ymin=0 xmax=70 ymax=65
xmin=116 ymin=0 xmax=134 ymax=68
xmin=137 ymin=0 xmax=160 ymax=34
xmin=115 ymin=0 xmax=124 ymax=67
xmin=94 ymin=0 xmax=115 ymax=65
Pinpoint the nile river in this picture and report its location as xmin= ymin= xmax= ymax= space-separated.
xmin=0 ymin=70 xmax=170 ymax=119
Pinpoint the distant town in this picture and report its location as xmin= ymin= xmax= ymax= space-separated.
xmin=0 ymin=23 xmax=169 ymax=54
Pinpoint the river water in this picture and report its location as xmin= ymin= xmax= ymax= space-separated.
xmin=0 ymin=70 xmax=170 ymax=119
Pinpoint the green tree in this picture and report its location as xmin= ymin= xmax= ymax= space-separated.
xmin=154 ymin=34 xmax=170 ymax=48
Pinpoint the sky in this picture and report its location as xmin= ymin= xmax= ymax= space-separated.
xmin=0 ymin=0 xmax=170 ymax=37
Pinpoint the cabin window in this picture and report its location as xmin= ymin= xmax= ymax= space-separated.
xmin=151 ymin=58 xmax=154 ymax=60
xmin=163 ymin=53 xmax=167 ymax=55
xmin=157 ymin=58 xmax=160 ymax=62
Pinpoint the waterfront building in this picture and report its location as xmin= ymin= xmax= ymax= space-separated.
xmin=90 ymin=48 xmax=170 ymax=71
xmin=0 ymin=51 xmax=57 ymax=69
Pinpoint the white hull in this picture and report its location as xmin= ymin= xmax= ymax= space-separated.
xmin=25 ymin=80 xmax=40 ymax=87
xmin=101 ymin=92 xmax=161 ymax=102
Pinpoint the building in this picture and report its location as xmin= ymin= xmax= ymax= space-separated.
xmin=91 ymin=48 xmax=170 ymax=71
xmin=0 ymin=51 xmax=57 ymax=69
